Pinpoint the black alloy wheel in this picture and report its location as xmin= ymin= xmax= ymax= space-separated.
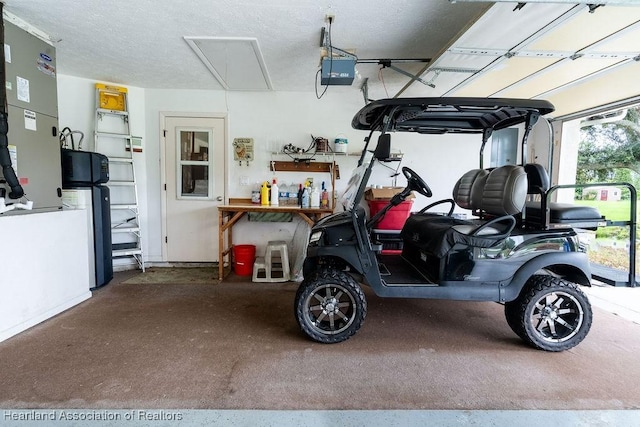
xmin=294 ymin=269 xmax=366 ymax=343
xmin=505 ymin=275 xmax=592 ymax=352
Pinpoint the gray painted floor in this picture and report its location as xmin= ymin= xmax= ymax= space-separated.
xmin=1 ymin=271 xmax=639 ymax=426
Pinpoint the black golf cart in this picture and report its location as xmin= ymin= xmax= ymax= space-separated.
xmin=294 ymin=97 xmax=598 ymax=352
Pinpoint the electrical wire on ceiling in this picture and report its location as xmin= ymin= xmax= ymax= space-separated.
xmin=315 ymin=17 xmax=333 ymax=99
xmin=315 ymin=17 xmax=432 ymax=101
xmin=378 ymin=67 xmax=389 ymax=98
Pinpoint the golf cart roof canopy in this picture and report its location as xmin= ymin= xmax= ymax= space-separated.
xmin=352 ymin=98 xmax=555 ymax=134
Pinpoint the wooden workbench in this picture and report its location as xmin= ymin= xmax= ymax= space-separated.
xmin=217 ymin=202 xmax=333 ymax=280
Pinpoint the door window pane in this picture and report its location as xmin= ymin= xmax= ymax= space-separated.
xmin=177 ymin=128 xmax=212 ymax=199
xmin=181 ymin=165 xmax=209 ymax=197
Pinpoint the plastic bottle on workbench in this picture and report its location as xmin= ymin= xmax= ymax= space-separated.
xmin=301 ymin=186 xmax=310 ymax=208
xmin=261 ymin=181 xmax=269 ymax=205
xmin=279 ymin=183 xmax=288 ymax=206
xmin=251 ymin=182 xmax=261 ymax=204
xmin=310 ymin=186 xmax=320 ymax=208
xmin=270 ymin=179 xmax=279 ymax=206
xmin=321 ymin=181 xmax=329 ymax=208
xmin=297 ymin=183 xmax=304 ymax=207
xmin=288 ymin=184 xmax=298 ymax=206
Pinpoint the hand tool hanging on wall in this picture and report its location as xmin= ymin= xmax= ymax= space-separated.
xmin=0 ymin=2 xmax=25 ymax=200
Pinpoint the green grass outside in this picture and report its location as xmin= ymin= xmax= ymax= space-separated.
xmin=573 ymin=199 xmax=639 ymax=271
xmin=573 ymin=199 xmax=637 ymax=222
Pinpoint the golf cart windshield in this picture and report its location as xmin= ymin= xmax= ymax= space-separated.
xmin=340 ymin=163 xmax=368 ymax=210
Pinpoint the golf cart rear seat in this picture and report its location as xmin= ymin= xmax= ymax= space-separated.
xmin=522 ymin=163 xmax=605 ymax=230
xmin=401 ymin=165 xmax=527 ymax=258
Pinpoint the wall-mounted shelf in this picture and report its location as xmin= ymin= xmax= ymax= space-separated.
xmin=270 ymin=160 xmax=333 ymax=173
xmin=270 ymin=151 xmax=360 ymax=159
xmin=269 ymin=151 xmax=404 ymax=163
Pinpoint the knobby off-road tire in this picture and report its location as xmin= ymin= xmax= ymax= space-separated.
xmin=504 ymin=275 xmax=592 ymax=352
xmin=294 ymin=269 xmax=367 ymax=343
xmin=504 ymin=297 xmax=527 ymax=342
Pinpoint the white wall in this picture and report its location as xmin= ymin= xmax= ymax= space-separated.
xmin=58 ymin=74 xmax=482 ymax=262
xmin=58 ymin=75 xmax=148 ymax=260
xmin=0 ymin=210 xmax=92 ymax=342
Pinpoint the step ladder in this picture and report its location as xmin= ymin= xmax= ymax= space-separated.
xmin=94 ymin=83 xmax=145 ymax=272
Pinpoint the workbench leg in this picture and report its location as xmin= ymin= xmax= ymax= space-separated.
xmin=228 ymin=219 xmax=234 ymax=274
xmin=218 ymin=210 xmax=224 ymax=280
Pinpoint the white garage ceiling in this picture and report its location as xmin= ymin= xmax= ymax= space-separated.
xmin=1 ymin=0 xmax=487 ymax=92
xmin=3 ymin=0 xmax=640 ymax=119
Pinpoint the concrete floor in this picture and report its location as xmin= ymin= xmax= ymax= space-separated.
xmin=0 ymin=271 xmax=639 ymax=419
xmin=584 ymin=283 xmax=640 ymax=325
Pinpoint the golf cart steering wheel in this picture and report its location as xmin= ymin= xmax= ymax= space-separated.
xmin=402 ymin=167 xmax=432 ymax=198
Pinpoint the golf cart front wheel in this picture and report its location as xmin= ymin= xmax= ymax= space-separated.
xmin=294 ymin=270 xmax=366 ymax=343
xmin=505 ymin=275 xmax=592 ymax=352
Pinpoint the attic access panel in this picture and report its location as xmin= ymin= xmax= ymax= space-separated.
xmin=351 ymin=97 xmax=554 ymax=133
xmin=184 ymin=37 xmax=273 ymax=90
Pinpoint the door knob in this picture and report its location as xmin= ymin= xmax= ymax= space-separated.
xmin=216 ymin=196 xmax=223 ymax=201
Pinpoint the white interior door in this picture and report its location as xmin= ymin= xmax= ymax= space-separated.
xmin=164 ymin=116 xmax=225 ymax=262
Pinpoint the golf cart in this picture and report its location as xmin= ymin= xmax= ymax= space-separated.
xmin=294 ymin=97 xmax=596 ymax=352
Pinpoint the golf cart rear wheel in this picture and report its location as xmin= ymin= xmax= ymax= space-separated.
xmin=506 ymin=275 xmax=592 ymax=352
xmin=294 ymin=270 xmax=366 ymax=343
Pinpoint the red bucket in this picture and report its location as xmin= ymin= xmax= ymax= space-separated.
xmin=233 ymin=244 xmax=256 ymax=276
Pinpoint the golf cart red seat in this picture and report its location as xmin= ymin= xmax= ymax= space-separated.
xmin=401 ymin=165 xmax=527 ymax=258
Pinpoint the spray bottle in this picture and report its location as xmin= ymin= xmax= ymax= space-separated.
xmin=297 ymin=183 xmax=304 ymax=207
xmin=301 ymin=184 xmax=310 ymax=208
xmin=321 ymin=181 xmax=329 ymax=208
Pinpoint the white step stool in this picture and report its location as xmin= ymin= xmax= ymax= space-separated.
xmin=252 ymin=240 xmax=290 ymax=283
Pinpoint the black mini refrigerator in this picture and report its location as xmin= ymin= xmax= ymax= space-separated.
xmin=61 ymin=149 xmax=113 ymax=288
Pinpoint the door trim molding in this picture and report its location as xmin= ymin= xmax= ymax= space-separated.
xmin=159 ymin=112 xmax=228 ymax=262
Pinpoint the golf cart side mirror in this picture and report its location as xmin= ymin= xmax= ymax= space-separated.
xmin=373 ymin=134 xmax=391 ymax=160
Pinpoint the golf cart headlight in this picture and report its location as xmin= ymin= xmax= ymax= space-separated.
xmin=309 ymin=231 xmax=323 ymax=243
